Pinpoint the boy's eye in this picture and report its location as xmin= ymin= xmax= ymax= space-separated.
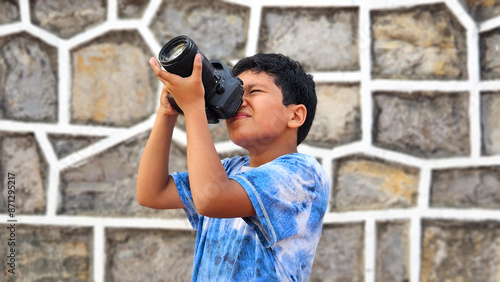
xmin=249 ymin=89 xmax=261 ymax=94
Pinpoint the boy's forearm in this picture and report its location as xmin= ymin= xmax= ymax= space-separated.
xmin=136 ymin=111 xmax=177 ymax=205
xmin=183 ymin=104 xmax=231 ymax=211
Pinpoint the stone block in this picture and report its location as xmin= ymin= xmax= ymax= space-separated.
xmin=0 ymin=32 xmax=58 ymax=122
xmin=0 ymin=224 xmax=92 ymax=280
xmin=118 ymin=0 xmax=149 ymax=19
xmin=48 ymin=134 xmax=103 ymax=159
xmin=460 ymin=0 xmax=500 ymax=21
xmin=71 ymin=31 xmax=156 ymax=127
xmin=480 ymin=29 xmax=500 ymax=80
xmin=30 ymin=0 xmax=106 ymax=38
xmin=332 ymin=156 xmax=419 ymax=212
xmin=106 ymin=228 xmax=196 ymax=281
xmin=0 ymin=132 xmax=46 ymax=214
xmin=376 ymin=221 xmax=410 ymax=282
xmin=0 ymin=0 xmax=20 ymax=24
xmin=304 ymin=83 xmax=361 ymax=148
xmin=59 ymin=131 xmax=187 ymax=218
xmin=373 ymin=91 xmax=470 ymax=158
xmin=431 ymin=166 xmax=500 ymax=209
xmin=481 ymin=92 xmax=500 ymax=155
xmin=421 ymin=220 xmax=500 ymax=281
xmin=310 ymin=223 xmax=364 ymax=281
xmin=371 ymin=4 xmax=467 ymax=80
xmin=150 ymin=0 xmax=249 ymax=63
xmin=259 ymin=7 xmax=359 ymax=72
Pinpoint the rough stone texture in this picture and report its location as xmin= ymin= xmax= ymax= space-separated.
xmin=371 ymin=4 xmax=467 ymax=80
xmin=59 ymin=131 xmax=187 ymax=218
xmin=304 ymin=83 xmax=361 ymax=148
xmin=259 ymin=7 xmax=358 ymax=72
xmin=0 ymin=132 xmax=46 ymax=214
xmin=71 ymin=31 xmax=156 ymax=127
xmin=376 ymin=221 xmax=410 ymax=282
xmin=30 ymin=0 xmax=106 ymax=38
xmin=310 ymin=223 xmax=364 ymax=281
xmin=480 ymin=29 xmax=500 ymax=80
xmin=0 ymin=33 xmax=58 ymax=122
xmin=0 ymin=0 xmax=20 ymax=24
xmin=332 ymin=156 xmax=419 ymax=212
xmin=373 ymin=92 xmax=470 ymax=158
xmin=482 ymin=92 xmax=500 ymax=155
xmin=461 ymin=0 xmax=500 ymax=21
xmin=48 ymin=134 xmax=103 ymax=159
xmin=421 ymin=220 xmax=500 ymax=281
xmin=106 ymin=228 xmax=196 ymax=281
xmin=0 ymin=224 xmax=92 ymax=280
xmin=150 ymin=0 xmax=249 ymax=63
xmin=431 ymin=166 xmax=500 ymax=209
xmin=118 ymin=0 xmax=149 ymax=19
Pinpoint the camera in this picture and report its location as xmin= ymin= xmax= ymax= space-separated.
xmin=158 ymin=35 xmax=244 ymax=123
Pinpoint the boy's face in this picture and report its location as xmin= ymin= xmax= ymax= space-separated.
xmin=225 ymin=71 xmax=293 ymax=149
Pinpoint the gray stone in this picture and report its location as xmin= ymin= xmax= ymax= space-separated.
xmin=118 ymin=0 xmax=149 ymax=19
xmin=480 ymin=30 xmax=500 ymax=80
xmin=30 ymin=0 xmax=106 ymax=38
xmin=71 ymin=31 xmax=156 ymax=127
xmin=482 ymin=92 xmax=500 ymax=155
xmin=259 ymin=7 xmax=359 ymax=72
xmin=371 ymin=4 xmax=467 ymax=80
xmin=48 ymin=134 xmax=103 ymax=159
xmin=106 ymin=228 xmax=196 ymax=281
xmin=373 ymin=92 xmax=470 ymax=158
xmin=376 ymin=221 xmax=410 ymax=282
xmin=304 ymin=83 xmax=361 ymax=148
xmin=0 ymin=224 xmax=92 ymax=281
xmin=0 ymin=132 xmax=46 ymax=214
xmin=431 ymin=166 xmax=500 ymax=209
xmin=59 ymin=131 xmax=187 ymax=218
xmin=332 ymin=156 xmax=419 ymax=212
xmin=460 ymin=0 xmax=500 ymax=21
xmin=421 ymin=220 xmax=500 ymax=281
xmin=310 ymin=223 xmax=364 ymax=282
xmin=150 ymin=0 xmax=249 ymax=63
xmin=0 ymin=0 xmax=20 ymax=24
xmin=0 ymin=33 xmax=58 ymax=122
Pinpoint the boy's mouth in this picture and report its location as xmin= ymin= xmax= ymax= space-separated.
xmin=230 ymin=112 xmax=251 ymax=122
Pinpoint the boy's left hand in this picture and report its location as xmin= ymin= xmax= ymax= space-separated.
xmin=149 ymin=54 xmax=205 ymax=113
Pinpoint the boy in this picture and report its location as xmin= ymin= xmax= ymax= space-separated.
xmin=137 ymin=52 xmax=329 ymax=281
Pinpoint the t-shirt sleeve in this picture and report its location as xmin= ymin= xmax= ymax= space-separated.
xmin=229 ymin=154 xmax=328 ymax=248
xmin=170 ymin=171 xmax=200 ymax=229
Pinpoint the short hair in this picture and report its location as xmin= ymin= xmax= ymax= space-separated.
xmin=232 ymin=53 xmax=317 ymax=145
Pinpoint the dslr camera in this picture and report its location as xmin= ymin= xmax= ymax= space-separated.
xmin=158 ymin=35 xmax=244 ymax=123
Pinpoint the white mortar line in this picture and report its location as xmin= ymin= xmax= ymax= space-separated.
xmin=479 ymin=14 xmax=500 ymax=32
xmin=58 ymin=41 xmax=72 ymax=125
xmin=410 ymin=214 xmax=422 ymax=282
xmin=19 ymin=0 xmax=30 ymax=27
xmin=107 ymin=0 xmax=118 ymax=22
xmin=364 ymin=219 xmax=376 ymax=282
xmin=245 ymin=2 xmax=262 ymax=56
xmin=371 ymin=80 xmax=472 ymax=92
xmin=360 ymin=2 xmax=374 ymax=150
xmin=370 ymin=0 xmax=445 ymax=10
xmin=93 ymin=224 xmax=105 ymax=282
xmin=0 ymin=22 xmax=23 ymax=36
xmin=310 ymin=71 xmax=361 ymax=83
xmin=142 ymin=0 xmax=163 ymax=27
xmin=33 ymin=130 xmax=60 ymax=217
xmin=0 ymin=120 xmax=126 ymax=136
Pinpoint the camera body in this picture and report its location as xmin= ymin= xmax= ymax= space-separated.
xmin=158 ymin=36 xmax=244 ymax=124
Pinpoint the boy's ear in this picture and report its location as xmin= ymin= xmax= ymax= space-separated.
xmin=288 ymin=104 xmax=307 ymax=129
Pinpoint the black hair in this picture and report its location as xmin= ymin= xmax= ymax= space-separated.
xmin=232 ymin=53 xmax=316 ymax=145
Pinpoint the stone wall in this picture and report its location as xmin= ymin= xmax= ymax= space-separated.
xmin=0 ymin=0 xmax=499 ymax=281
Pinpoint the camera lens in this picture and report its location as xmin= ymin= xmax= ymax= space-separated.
xmin=163 ymin=42 xmax=187 ymax=62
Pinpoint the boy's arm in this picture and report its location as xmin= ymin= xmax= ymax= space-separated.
xmin=136 ymin=84 xmax=185 ymax=209
xmin=149 ymin=55 xmax=255 ymax=218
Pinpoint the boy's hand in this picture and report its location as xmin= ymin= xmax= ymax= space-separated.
xmin=157 ymin=84 xmax=179 ymax=117
xmin=149 ymin=55 xmax=205 ymax=115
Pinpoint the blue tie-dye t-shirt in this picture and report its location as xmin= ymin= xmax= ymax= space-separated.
xmin=171 ymin=153 xmax=329 ymax=281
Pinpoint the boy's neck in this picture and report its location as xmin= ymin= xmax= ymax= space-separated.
xmin=247 ymin=143 xmax=298 ymax=167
